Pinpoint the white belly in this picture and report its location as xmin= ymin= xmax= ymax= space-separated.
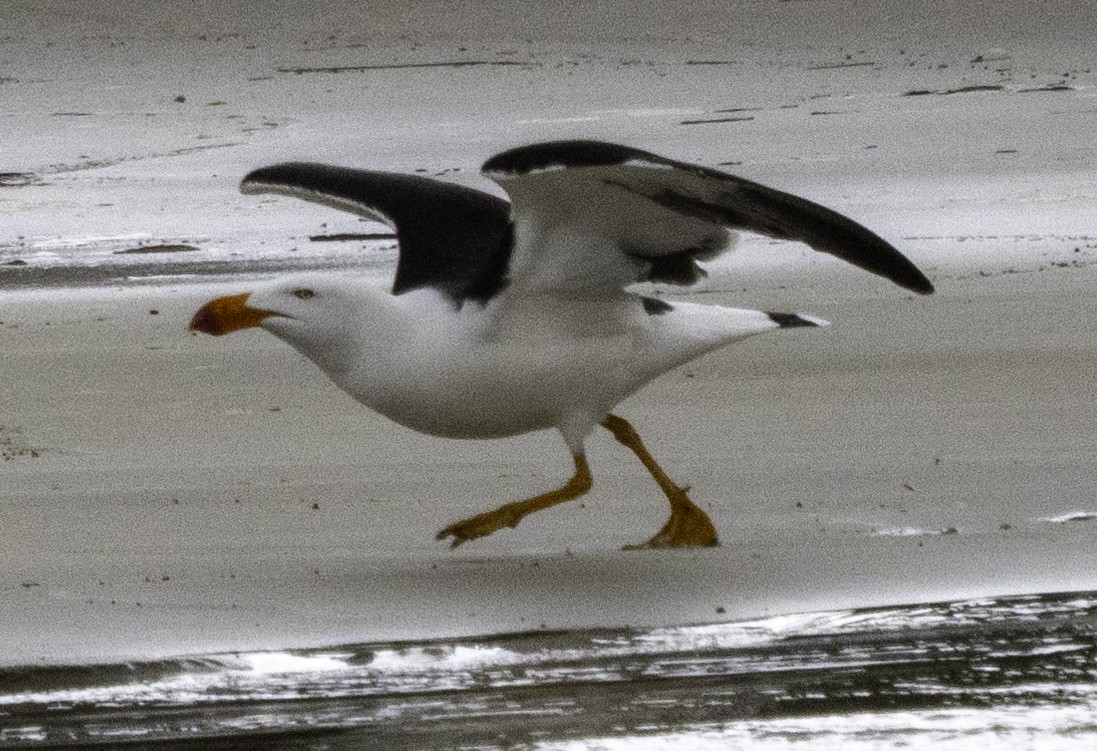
xmin=341 ymin=330 xmax=637 ymax=439
xmin=326 ymin=293 xmax=781 ymax=443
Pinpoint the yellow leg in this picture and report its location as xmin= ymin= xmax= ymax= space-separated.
xmin=436 ymin=454 xmax=592 ymax=548
xmin=601 ymin=414 xmax=719 ymax=549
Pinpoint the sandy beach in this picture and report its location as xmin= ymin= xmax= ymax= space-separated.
xmin=3 ymin=0 xmax=1097 ymax=670
xmin=5 ymin=264 xmax=1097 ymax=667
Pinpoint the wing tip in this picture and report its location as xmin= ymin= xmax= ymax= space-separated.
xmin=767 ymin=311 xmax=829 ymax=329
xmin=909 ymin=276 xmax=936 ymax=295
xmin=893 ymin=266 xmax=935 ymax=295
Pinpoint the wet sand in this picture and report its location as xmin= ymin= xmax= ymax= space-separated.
xmin=3 ymin=0 xmax=1097 ymax=665
xmin=4 ymin=263 xmax=1097 ymax=665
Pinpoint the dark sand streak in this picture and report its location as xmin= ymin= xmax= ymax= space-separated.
xmin=278 ymin=61 xmax=537 ymax=74
xmin=680 ymin=116 xmax=756 ymax=125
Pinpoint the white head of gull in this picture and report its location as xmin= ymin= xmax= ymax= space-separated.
xmin=190 ymin=140 xmax=932 ymax=549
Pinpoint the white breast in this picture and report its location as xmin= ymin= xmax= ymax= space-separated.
xmin=327 ymin=290 xmax=781 ymax=443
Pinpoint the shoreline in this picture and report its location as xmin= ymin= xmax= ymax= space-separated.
xmin=5 ymin=0 xmax=1097 ymax=668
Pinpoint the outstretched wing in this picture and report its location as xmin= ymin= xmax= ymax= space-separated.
xmin=482 ymin=140 xmax=933 ymax=296
xmin=241 ymin=163 xmax=514 ymax=303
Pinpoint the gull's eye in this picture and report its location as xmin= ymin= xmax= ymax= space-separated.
xmin=292 ymin=288 xmax=316 ymax=300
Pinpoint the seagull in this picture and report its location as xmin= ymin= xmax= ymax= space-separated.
xmin=190 ymin=140 xmax=932 ymax=549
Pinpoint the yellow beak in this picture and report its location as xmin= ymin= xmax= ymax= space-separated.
xmin=189 ymin=292 xmax=274 ymax=336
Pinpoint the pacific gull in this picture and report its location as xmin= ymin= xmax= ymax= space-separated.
xmin=190 ymin=140 xmax=933 ymax=549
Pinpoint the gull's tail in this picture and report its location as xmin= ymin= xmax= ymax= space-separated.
xmin=766 ymin=312 xmax=829 ymax=329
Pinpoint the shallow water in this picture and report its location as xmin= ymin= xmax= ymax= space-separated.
xmin=3 ymin=591 xmax=1097 ymax=749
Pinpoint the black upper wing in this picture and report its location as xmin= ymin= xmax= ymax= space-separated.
xmin=241 ymin=163 xmax=513 ymax=303
xmin=484 ymin=140 xmax=934 ymax=295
